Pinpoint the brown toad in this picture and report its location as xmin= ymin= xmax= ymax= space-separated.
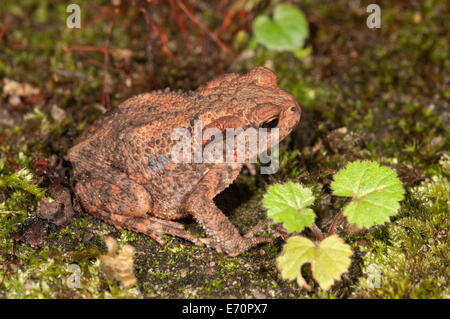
xmin=68 ymin=67 xmax=301 ymax=256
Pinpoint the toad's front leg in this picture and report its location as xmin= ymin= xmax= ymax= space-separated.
xmin=183 ymin=164 xmax=270 ymax=256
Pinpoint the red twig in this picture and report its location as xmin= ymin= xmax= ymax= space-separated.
xmin=101 ymin=9 xmax=118 ymax=111
xmin=0 ymin=17 xmax=8 ymax=43
xmin=0 ymin=135 xmax=17 ymax=171
xmin=152 ymin=23 xmax=176 ymax=60
xmin=218 ymin=0 xmax=248 ymax=33
xmin=220 ymin=0 xmax=229 ymax=9
xmin=140 ymin=7 xmax=176 ymax=60
xmin=169 ymin=0 xmax=189 ymax=45
xmin=65 ymin=44 xmax=108 ymax=54
xmin=176 ymin=0 xmax=234 ymax=57
xmin=12 ymin=43 xmax=109 ymax=54
xmin=196 ymin=31 xmax=205 ymax=56
xmin=85 ymin=6 xmax=116 ymax=26
xmin=237 ymin=5 xmax=248 ymax=20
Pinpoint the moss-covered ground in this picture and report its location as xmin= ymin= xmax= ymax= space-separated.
xmin=0 ymin=0 xmax=448 ymax=298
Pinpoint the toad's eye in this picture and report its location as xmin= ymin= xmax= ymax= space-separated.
xmin=261 ymin=116 xmax=279 ymax=129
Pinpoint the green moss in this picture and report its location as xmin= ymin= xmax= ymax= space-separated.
xmin=353 ymin=158 xmax=449 ymax=298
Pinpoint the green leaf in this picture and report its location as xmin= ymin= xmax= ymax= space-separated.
xmin=252 ymin=4 xmax=309 ymax=52
xmin=263 ymin=182 xmax=316 ymax=232
xmin=277 ymin=235 xmax=352 ymax=290
xmin=294 ymin=46 xmax=312 ymax=59
xmin=331 ymin=161 xmax=405 ymax=227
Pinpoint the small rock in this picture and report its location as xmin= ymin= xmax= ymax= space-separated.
xmin=50 ymin=104 xmax=66 ymax=122
xmin=82 ymin=232 xmax=94 ymax=243
xmin=413 ymin=12 xmax=422 ymax=24
xmin=179 ymin=267 xmax=188 ymax=278
xmin=264 ymin=60 xmax=274 ymax=71
xmin=3 ymin=78 xmax=39 ymax=97
xmin=39 ymin=185 xmax=75 ymax=226
xmin=252 ymin=290 xmax=266 ymax=299
xmin=10 ymin=216 xmax=59 ymax=249
xmin=99 ymin=236 xmax=137 ymax=289
xmin=8 ymin=95 xmax=21 ymax=107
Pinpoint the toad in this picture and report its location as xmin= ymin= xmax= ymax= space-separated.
xmin=68 ymin=67 xmax=301 ymax=256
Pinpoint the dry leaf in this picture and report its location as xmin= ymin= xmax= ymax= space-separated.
xmin=99 ymin=236 xmax=137 ymax=289
xmin=3 ymin=78 xmax=40 ymax=97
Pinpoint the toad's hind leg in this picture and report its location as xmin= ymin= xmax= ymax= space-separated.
xmin=74 ymin=176 xmax=205 ymax=247
xmin=93 ymin=209 xmax=205 ymax=247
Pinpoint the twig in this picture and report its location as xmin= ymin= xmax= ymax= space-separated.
xmin=176 ymin=0 xmax=234 ymax=57
xmin=327 ymin=207 xmax=345 ymax=237
xmin=140 ymin=7 xmax=176 ymax=60
xmin=0 ymin=17 xmax=8 ymax=43
xmin=101 ymin=9 xmax=118 ymax=111
xmin=196 ymin=30 xmax=205 ymax=56
xmin=310 ymin=223 xmax=324 ymax=242
xmin=0 ymin=210 xmax=22 ymax=214
xmin=169 ymin=0 xmax=189 ymax=45
xmin=12 ymin=43 xmax=109 ymax=54
xmin=218 ymin=0 xmax=248 ymax=33
xmin=140 ymin=6 xmax=154 ymax=67
xmin=0 ymin=135 xmax=17 ymax=171
xmin=152 ymin=22 xmax=176 ymax=60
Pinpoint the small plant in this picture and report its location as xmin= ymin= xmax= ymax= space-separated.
xmin=263 ymin=161 xmax=404 ymax=290
xmin=252 ymin=3 xmax=311 ymax=59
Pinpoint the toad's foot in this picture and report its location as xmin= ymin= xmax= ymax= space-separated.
xmin=93 ymin=210 xmax=205 ymax=247
xmin=184 ymin=192 xmax=272 ymax=256
xmin=199 ymin=234 xmax=271 ymax=256
xmin=184 ymin=164 xmax=272 ymax=256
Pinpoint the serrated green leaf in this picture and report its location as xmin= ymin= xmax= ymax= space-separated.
xmin=277 ymin=235 xmax=352 ymax=290
xmin=331 ymin=161 xmax=405 ymax=227
xmin=263 ymin=182 xmax=316 ymax=232
xmin=252 ymin=4 xmax=309 ymax=52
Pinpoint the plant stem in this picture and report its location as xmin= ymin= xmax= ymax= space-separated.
xmin=176 ymin=0 xmax=235 ymax=57
xmin=101 ymin=9 xmax=116 ymax=111
xmin=328 ymin=207 xmax=345 ymax=236
xmin=0 ymin=135 xmax=17 ymax=171
xmin=0 ymin=210 xmax=22 ymax=214
xmin=310 ymin=223 xmax=324 ymax=241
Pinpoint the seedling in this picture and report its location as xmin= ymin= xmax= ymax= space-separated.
xmin=263 ymin=161 xmax=404 ymax=290
xmin=252 ymin=4 xmax=311 ymax=59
